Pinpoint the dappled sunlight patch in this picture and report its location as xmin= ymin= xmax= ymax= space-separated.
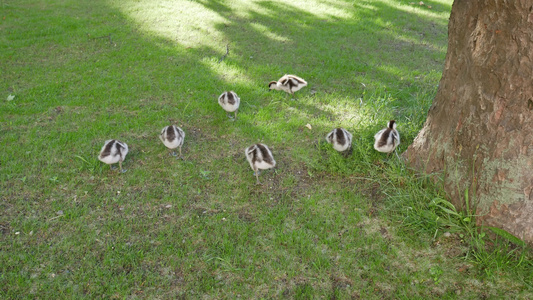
xmin=253 ymin=0 xmax=354 ymax=20
xmin=382 ymin=0 xmax=452 ymax=23
xmin=108 ymin=0 xmax=355 ymax=52
xmin=250 ymin=22 xmax=291 ymax=43
xmin=317 ymin=96 xmax=366 ymax=125
xmin=383 ymin=30 xmax=448 ymax=54
xmin=200 ymin=57 xmax=255 ymax=87
xmin=108 ymin=0 xmax=227 ymax=48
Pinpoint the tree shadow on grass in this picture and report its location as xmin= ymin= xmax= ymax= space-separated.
xmin=186 ymin=0 xmax=451 ymax=125
xmin=1 ymin=0 xmax=453 ymax=225
xmin=1 ymin=0 xmax=453 ymax=199
xmin=0 ymin=0 xmax=454 ymax=297
xmin=179 ymin=0 xmax=452 ymax=148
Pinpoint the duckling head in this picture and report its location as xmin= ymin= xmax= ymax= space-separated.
xmin=268 ymin=81 xmax=278 ymax=91
xmin=387 ymin=120 xmax=397 ymax=129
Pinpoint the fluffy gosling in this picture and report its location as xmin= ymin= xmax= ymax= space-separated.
xmin=159 ymin=125 xmax=185 ymax=159
xmin=218 ymin=91 xmax=240 ymax=120
xmin=374 ymin=120 xmax=400 ymax=154
xmin=326 ymin=127 xmax=353 ymax=154
xmin=268 ymin=74 xmax=307 ymax=96
xmin=245 ymin=143 xmax=276 ymax=185
xmin=98 ymin=139 xmax=129 ymax=173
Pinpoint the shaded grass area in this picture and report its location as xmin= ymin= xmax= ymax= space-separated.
xmin=1 ymin=0 xmax=532 ymax=298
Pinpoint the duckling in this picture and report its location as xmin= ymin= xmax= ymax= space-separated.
xmin=98 ymin=139 xmax=129 ymax=173
xmin=326 ymin=127 xmax=353 ymax=154
xmin=245 ymin=143 xmax=276 ymax=185
xmin=268 ymin=74 xmax=307 ymax=96
xmin=159 ymin=125 xmax=185 ymax=159
xmin=218 ymin=91 xmax=240 ymax=120
xmin=374 ymin=120 xmax=400 ymax=154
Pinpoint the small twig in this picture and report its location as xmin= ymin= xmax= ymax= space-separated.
xmin=48 ymin=215 xmax=64 ymax=221
xmin=88 ymin=34 xmax=116 ymax=46
xmin=218 ymin=44 xmax=230 ymax=63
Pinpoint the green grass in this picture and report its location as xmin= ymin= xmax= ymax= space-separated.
xmin=1 ymin=0 xmax=532 ymax=298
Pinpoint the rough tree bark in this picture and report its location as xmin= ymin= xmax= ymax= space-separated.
xmin=405 ymin=0 xmax=533 ymax=243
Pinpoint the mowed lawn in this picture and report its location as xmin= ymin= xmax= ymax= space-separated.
xmin=1 ymin=0 xmax=532 ymax=298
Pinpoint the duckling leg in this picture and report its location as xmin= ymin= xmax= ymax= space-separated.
xmin=234 ymin=110 xmax=238 ymax=120
xmin=119 ymin=160 xmax=127 ymax=173
xmin=385 ymin=152 xmax=392 ymax=161
xmin=342 ymin=147 xmax=353 ymax=157
xmin=290 ymin=90 xmax=298 ymax=100
xmin=254 ymin=167 xmax=261 ymax=185
xmin=394 ymin=148 xmax=401 ymax=161
xmin=178 ymin=146 xmax=184 ymax=160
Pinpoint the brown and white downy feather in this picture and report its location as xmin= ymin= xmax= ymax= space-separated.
xmin=268 ymin=74 xmax=307 ymax=95
xmin=98 ymin=139 xmax=129 ymax=171
xmin=326 ymin=127 xmax=353 ymax=153
xmin=245 ymin=143 xmax=276 ymax=184
xmin=374 ymin=120 xmax=400 ymax=153
xmin=160 ymin=125 xmax=185 ymax=157
xmin=218 ymin=91 xmax=240 ymax=119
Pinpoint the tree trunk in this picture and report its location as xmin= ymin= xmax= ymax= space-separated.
xmin=406 ymin=0 xmax=533 ymax=243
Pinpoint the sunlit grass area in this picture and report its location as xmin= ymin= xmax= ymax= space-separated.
xmin=1 ymin=0 xmax=532 ymax=298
